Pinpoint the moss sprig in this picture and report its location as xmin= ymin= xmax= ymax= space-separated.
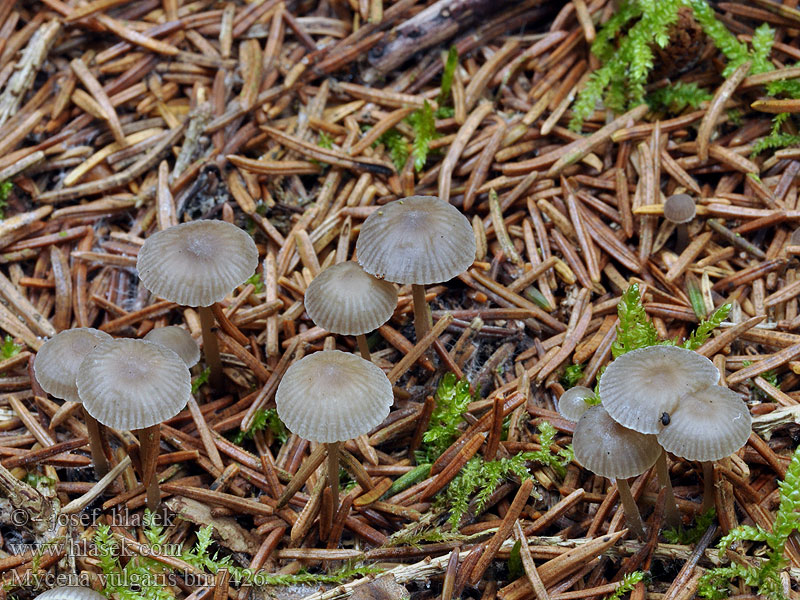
xmin=699 ymin=445 xmax=800 ymax=599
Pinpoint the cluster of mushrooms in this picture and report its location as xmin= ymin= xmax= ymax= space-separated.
xmin=31 ymin=196 xmax=476 ymax=526
xmin=560 ymin=345 xmax=752 ymax=538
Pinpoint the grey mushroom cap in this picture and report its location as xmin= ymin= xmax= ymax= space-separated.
xmin=657 ymin=385 xmax=752 ymax=462
xmin=76 ymin=339 xmax=191 ymax=430
xmin=664 ymin=193 xmax=696 ymax=224
xmin=558 ymin=386 xmax=595 ymax=422
xmin=144 ymin=326 xmax=200 ymax=368
xmin=573 ymin=405 xmax=661 ymax=479
xmin=34 ymin=328 xmax=113 ymax=403
xmin=276 ymin=350 xmax=393 ymax=443
xmin=304 ymin=262 xmax=398 ymax=335
xmin=137 ymin=220 xmax=259 ymax=307
xmin=600 ymin=345 xmax=720 ymax=434
xmin=35 ymin=587 xmax=107 ymax=600
xmin=356 ymin=196 xmax=476 ymax=285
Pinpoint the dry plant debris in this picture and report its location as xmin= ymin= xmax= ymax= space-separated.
xmin=0 ymin=1 xmax=800 ymax=599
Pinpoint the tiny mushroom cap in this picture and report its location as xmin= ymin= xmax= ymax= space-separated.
xmin=144 ymin=326 xmax=200 ymax=368
xmin=76 ymin=339 xmax=191 ymax=431
xmin=656 ymin=385 xmax=752 ymax=462
xmin=304 ymin=262 xmax=398 ymax=335
xmin=664 ymin=193 xmax=696 ymax=224
xmin=34 ymin=328 xmax=113 ymax=403
xmin=351 ymin=575 xmax=410 ymax=600
xmin=558 ymin=386 xmax=595 ymax=422
xmin=35 ymin=587 xmax=107 ymax=600
xmin=137 ymin=220 xmax=259 ymax=307
xmin=600 ymin=345 xmax=719 ymax=434
xmin=356 ymin=196 xmax=476 ymax=285
xmin=573 ymin=405 xmax=662 ymax=479
xmin=275 ymin=350 xmax=393 ymax=444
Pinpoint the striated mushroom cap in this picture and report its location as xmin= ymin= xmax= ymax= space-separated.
xmin=664 ymin=193 xmax=696 ymax=224
xmin=573 ymin=405 xmax=661 ymax=479
xmin=35 ymin=587 xmax=107 ymax=600
xmin=137 ymin=220 xmax=258 ymax=307
xmin=558 ymin=386 xmax=595 ymax=422
xmin=657 ymin=385 xmax=751 ymax=462
xmin=600 ymin=345 xmax=719 ymax=434
xmin=275 ymin=350 xmax=393 ymax=443
xmin=356 ymin=196 xmax=476 ymax=285
xmin=34 ymin=328 xmax=113 ymax=403
xmin=144 ymin=326 xmax=200 ymax=368
xmin=305 ymin=262 xmax=398 ymax=335
xmin=76 ymin=339 xmax=191 ymax=430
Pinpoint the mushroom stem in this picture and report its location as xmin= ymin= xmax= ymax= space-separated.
xmin=701 ymin=461 xmax=715 ymax=513
xmin=411 ymin=284 xmax=432 ymax=342
xmin=137 ymin=424 xmax=162 ymax=511
xmin=198 ymin=305 xmax=223 ymax=389
xmin=655 ymin=450 xmax=682 ymax=528
xmin=325 ymin=441 xmax=341 ymax=519
xmin=82 ymin=407 xmax=110 ymax=477
xmin=615 ymin=477 xmax=646 ymax=539
xmin=675 ymin=224 xmax=690 ymax=253
xmin=356 ymin=334 xmax=371 ymax=361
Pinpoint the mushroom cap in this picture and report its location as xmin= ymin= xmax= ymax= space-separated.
xmin=275 ymin=350 xmax=393 ymax=443
xmin=144 ymin=326 xmax=200 ymax=367
xmin=136 ymin=220 xmax=259 ymax=307
xmin=76 ymin=339 xmax=191 ymax=430
xmin=35 ymin=588 xmax=106 ymax=600
xmin=304 ymin=262 xmax=398 ymax=335
xmin=351 ymin=575 xmax=410 ymax=600
xmin=356 ymin=196 xmax=476 ymax=285
xmin=657 ymin=385 xmax=751 ymax=461
xmin=573 ymin=405 xmax=661 ymax=479
xmin=600 ymin=345 xmax=719 ymax=434
xmin=34 ymin=328 xmax=113 ymax=403
xmin=664 ymin=193 xmax=696 ymax=224
xmin=558 ymin=386 xmax=595 ymax=422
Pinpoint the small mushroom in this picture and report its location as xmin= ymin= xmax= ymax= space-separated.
xmin=573 ymin=405 xmax=661 ymax=539
xmin=275 ymin=350 xmax=393 ymax=517
xmin=600 ymin=345 xmax=719 ymax=434
xmin=663 ymin=193 xmax=696 ymax=252
xmin=304 ymin=262 xmax=398 ymax=360
xmin=557 ymin=385 xmax=595 ymax=422
xmin=144 ymin=325 xmax=201 ymax=368
xmin=136 ymin=220 xmax=258 ymax=388
xmin=356 ymin=196 xmax=475 ymax=342
xmin=656 ymin=384 xmax=751 ymax=511
xmin=351 ymin=575 xmax=410 ymax=600
xmin=77 ymin=338 xmax=191 ymax=510
xmin=33 ymin=328 xmax=113 ymax=476
xmin=600 ymin=345 xmax=723 ymax=526
xmin=35 ymin=587 xmax=106 ymax=600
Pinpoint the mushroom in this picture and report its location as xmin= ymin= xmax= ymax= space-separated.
xmin=76 ymin=338 xmax=191 ymax=510
xmin=35 ymin=587 xmax=106 ymax=600
xmin=356 ymin=196 xmax=475 ymax=342
xmin=144 ymin=325 xmax=201 ymax=368
xmin=600 ymin=344 xmax=723 ymax=526
xmin=663 ymin=193 xmax=696 ymax=252
xmin=136 ymin=220 xmax=258 ymax=388
xmin=33 ymin=328 xmax=113 ymax=476
xmin=557 ymin=385 xmax=595 ymax=422
xmin=275 ymin=350 xmax=393 ymax=517
xmin=573 ymin=405 xmax=661 ymax=539
xmin=655 ymin=384 xmax=751 ymax=512
xmin=351 ymin=575 xmax=409 ymax=600
xmin=304 ymin=261 xmax=398 ymax=360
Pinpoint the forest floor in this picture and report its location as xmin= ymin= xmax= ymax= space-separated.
xmin=0 ymin=0 xmax=799 ymax=599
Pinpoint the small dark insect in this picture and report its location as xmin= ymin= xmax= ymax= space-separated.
xmin=661 ymin=412 xmax=671 ymax=426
